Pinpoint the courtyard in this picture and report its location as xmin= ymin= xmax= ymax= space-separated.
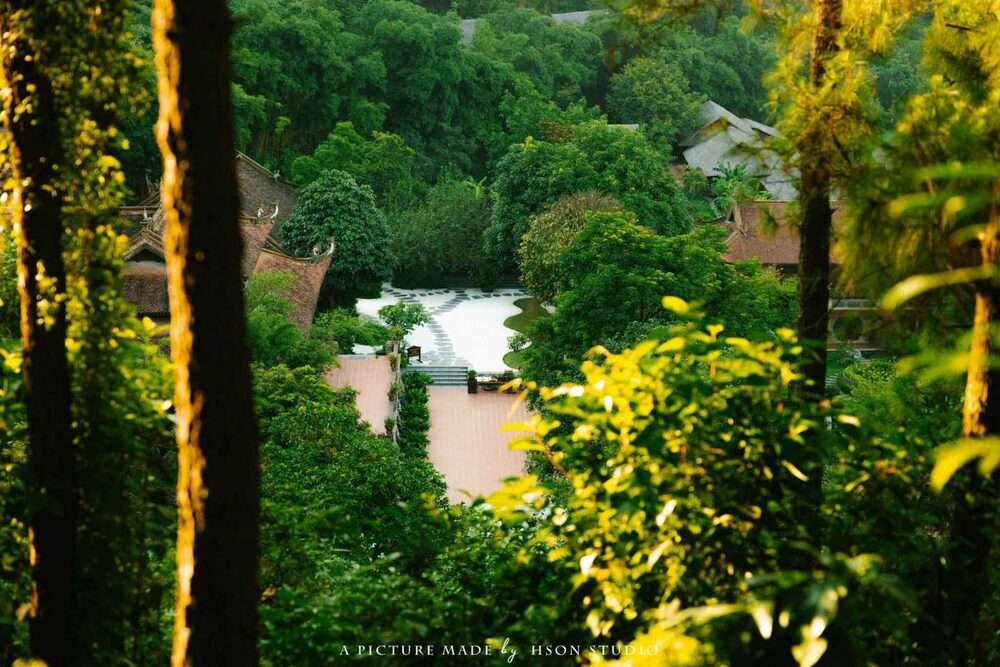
xmin=355 ymin=285 xmax=541 ymax=372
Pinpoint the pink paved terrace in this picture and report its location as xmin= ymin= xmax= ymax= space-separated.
xmin=325 ymin=356 xmax=394 ymax=436
xmin=426 ymin=387 xmax=530 ymax=504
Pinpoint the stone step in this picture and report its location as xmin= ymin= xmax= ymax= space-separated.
xmin=405 ymin=365 xmax=469 ymax=386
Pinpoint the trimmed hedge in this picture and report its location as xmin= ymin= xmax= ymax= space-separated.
xmin=397 ymin=372 xmax=432 ymax=455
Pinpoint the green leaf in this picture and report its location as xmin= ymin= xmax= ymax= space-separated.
xmin=930 ymin=437 xmax=1000 ymax=491
xmin=881 ymin=265 xmax=996 ymax=311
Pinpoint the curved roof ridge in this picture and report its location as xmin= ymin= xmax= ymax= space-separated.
xmin=258 ymin=241 xmax=334 ymax=266
xmin=235 ymin=150 xmax=292 ymax=185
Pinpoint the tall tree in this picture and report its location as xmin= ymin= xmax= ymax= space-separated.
xmin=841 ymin=4 xmax=1000 ymax=660
xmin=794 ymin=0 xmax=843 ymax=394
xmin=151 ymin=0 xmax=261 ymax=664
xmin=0 ymin=5 xmax=77 ymax=664
xmin=760 ymin=0 xmax=915 ymax=393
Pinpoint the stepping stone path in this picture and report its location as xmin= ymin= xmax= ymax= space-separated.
xmin=369 ymin=286 xmax=528 ymax=368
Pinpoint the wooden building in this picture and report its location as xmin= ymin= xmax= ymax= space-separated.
xmin=121 ymin=152 xmax=332 ymax=330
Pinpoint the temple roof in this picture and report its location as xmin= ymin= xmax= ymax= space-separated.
xmin=240 ymin=218 xmax=277 ymax=278
xmin=235 ymin=152 xmax=297 ymax=225
xmin=120 ymin=157 xmax=329 ymax=329
xmin=122 ymin=265 xmax=169 ymax=318
xmin=252 ymin=245 xmax=334 ymax=331
xmin=127 ymin=151 xmax=297 ymax=226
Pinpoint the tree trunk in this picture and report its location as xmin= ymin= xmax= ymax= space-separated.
xmin=0 ymin=11 xmax=78 ymax=666
xmin=938 ymin=197 xmax=1000 ymax=666
xmin=963 ymin=205 xmax=1000 ymax=437
xmin=151 ymin=1 xmax=261 ymax=665
xmin=796 ymin=0 xmax=842 ymax=395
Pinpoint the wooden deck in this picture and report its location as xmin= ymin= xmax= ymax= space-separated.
xmin=426 ymin=387 xmax=530 ymax=504
xmin=325 ymin=355 xmax=393 ymax=436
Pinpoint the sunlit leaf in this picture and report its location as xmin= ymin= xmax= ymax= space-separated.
xmin=881 ymin=265 xmax=997 ymax=310
xmin=930 ymin=438 xmax=1000 ymax=491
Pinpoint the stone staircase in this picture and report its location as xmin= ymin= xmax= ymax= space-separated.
xmin=405 ymin=364 xmax=468 ymax=387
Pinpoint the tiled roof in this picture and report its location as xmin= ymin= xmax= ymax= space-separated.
xmin=126 ymin=151 xmax=297 ymax=225
xmin=239 ymin=217 xmax=276 ymax=278
xmin=723 ymin=201 xmax=844 ymax=266
xmin=235 ymin=152 xmax=297 ymax=225
xmin=122 ymin=265 xmax=169 ymax=317
xmin=252 ymin=246 xmax=333 ymax=331
xmin=120 ymin=153 xmax=322 ymax=326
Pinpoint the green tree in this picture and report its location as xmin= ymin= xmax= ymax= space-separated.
xmin=839 ymin=4 xmax=1000 ymax=660
xmin=488 ymin=85 xmax=600 ymax=160
xmin=280 ymin=170 xmax=395 ymax=306
xmin=378 ymin=301 xmax=429 ymax=341
xmin=484 ymin=121 xmax=691 ymax=272
xmin=245 ymin=273 xmax=338 ymax=370
xmin=289 ymin=121 xmax=421 ymax=210
xmin=758 ymin=0 xmax=915 ymax=393
xmin=0 ymin=1 xmax=177 ymax=663
xmin=0 ymin=7 xmax=78 ymax=660
xmin=309 ymin=309 xmax=390 ymax=355
xmin=495 ymin=304 xmax=937 ymax=665
xmin=519 ymin=191 xmax=622 ymax=302
xmin=665 ymin=17 xmax=773 ymax=121
xmin=607 ymin=56 xmax=704 ymax=147
xmin=472 ymin=7 xmax=603 ymax=106
xmin=228 ymin=0 xmax=387 ymax=169
xmin=495 ymin=308 xmax=836 ymax=664
xmin=571 ymin=120 xmax=690 ymax=235
xmin=391 ymin=178 xmax=494 ymax=287
xmin=483 ymin=138 xmax=598 ymax=272
xmin=351 ymin=0 xmax=509 ymax=174
xmin=252 ymin=363 xmax=450 ymax=662
xmin=519 ymin=214 xmax=794 ymax=385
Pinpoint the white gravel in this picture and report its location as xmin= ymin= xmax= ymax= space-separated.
xmin=355 ymin=286 xmax=528 ymax=372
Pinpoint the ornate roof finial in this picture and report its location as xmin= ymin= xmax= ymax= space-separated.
xmin=311 ymin=238 xmax=335 ymax=259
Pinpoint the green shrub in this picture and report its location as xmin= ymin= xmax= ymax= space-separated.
xmin=397 ymin=372 xmax=432 ymax=455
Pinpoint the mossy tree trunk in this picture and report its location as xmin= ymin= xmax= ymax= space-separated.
xmin=0 ymin=7 xmax=78 ymax=665
xmin=151 ymin=0 xmax=261 ymax=664
xmin=796 ymin=0 xmax=842 ymax=396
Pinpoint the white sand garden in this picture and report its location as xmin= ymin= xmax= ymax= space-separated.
xmin=355 ymin=286 xmax=539 ymax=372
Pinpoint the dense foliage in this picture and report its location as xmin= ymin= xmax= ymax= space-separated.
xmin=6 ymin=1 xmax=999 ymax=666
xmin=607 ymin=56 xmax=704 ymax=147
xmin=495 ymin=302 xmax=960 ymax=666
xmin=391 ymin=179 xmax=494 ymax=287
xmin=518 ymin=191 xmax=622 ymax=302
xmin=518 ymin=213 xmax=795 ymax=385
xmin=280 ymin=170 xmax=395 ymax=304
xmin=483 ymin=121 xmax=692 ymax=273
